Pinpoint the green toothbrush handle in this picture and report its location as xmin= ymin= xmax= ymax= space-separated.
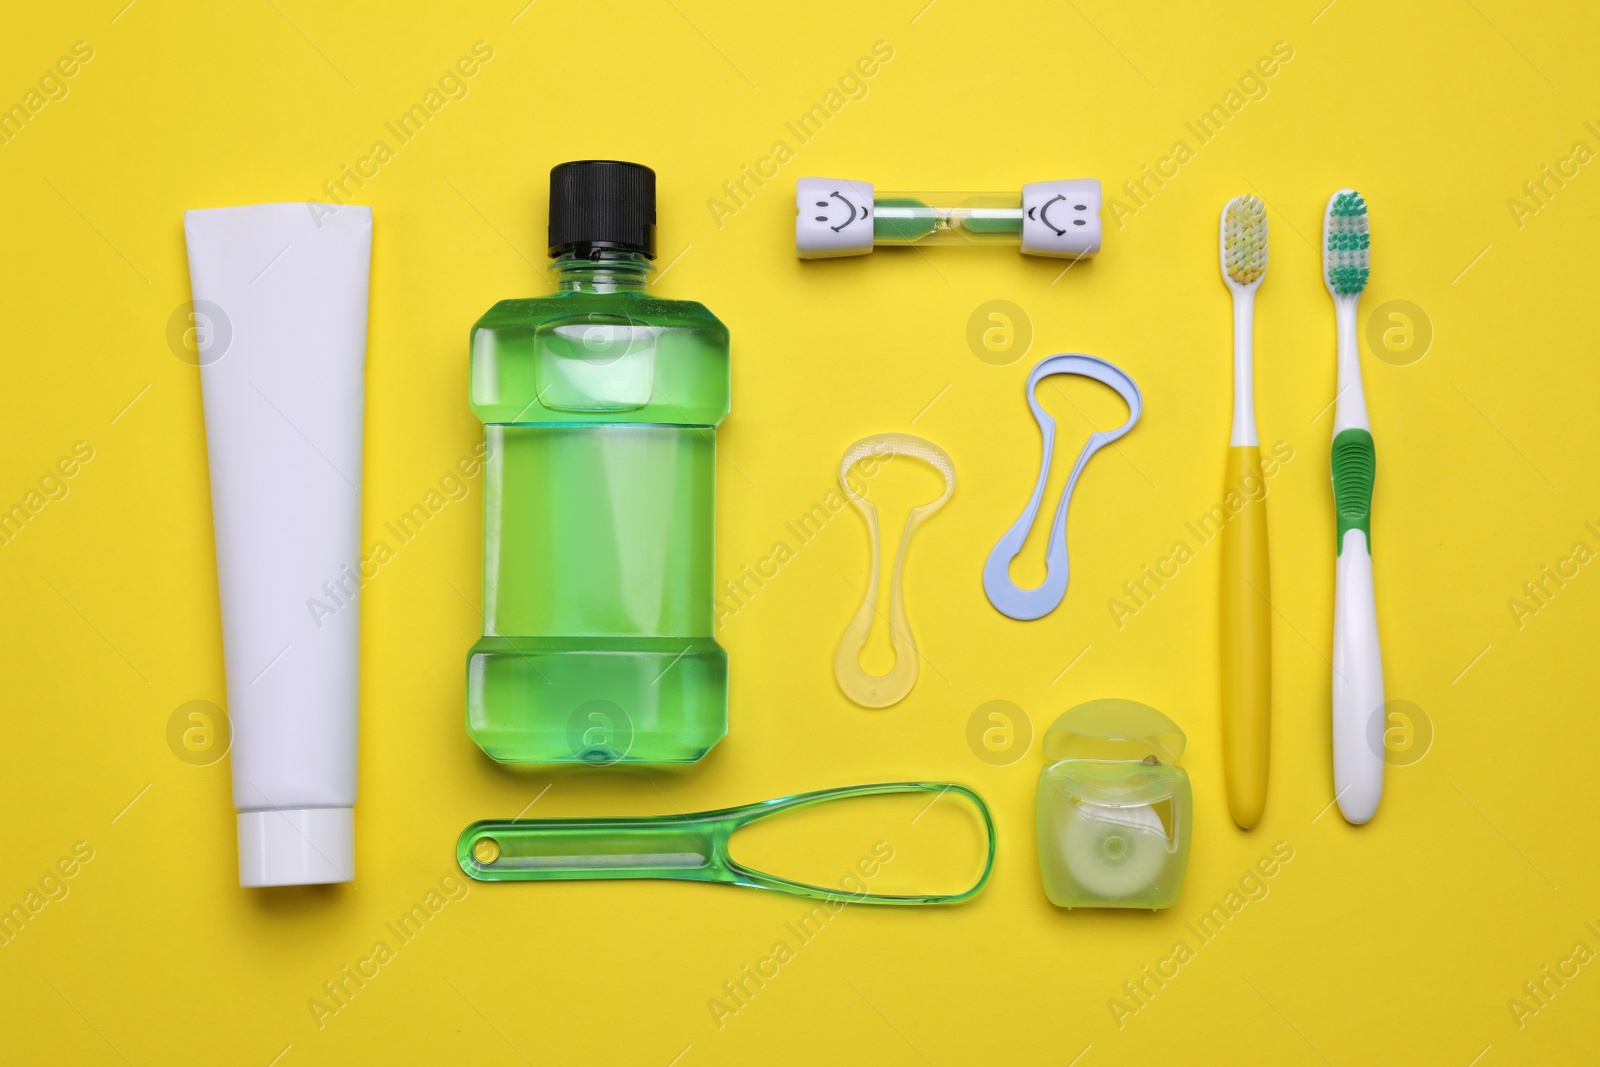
xmin=1330 ymin=427 xmax=1384 ymax=825
xmin=457 ymin=782 xmax=995 ymax=905
xmin=1331 ymin=428 xmax=1374 ymax=552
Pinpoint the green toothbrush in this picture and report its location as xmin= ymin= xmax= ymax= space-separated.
xmin=1325 ymin=189 xmax=1384 ymax=825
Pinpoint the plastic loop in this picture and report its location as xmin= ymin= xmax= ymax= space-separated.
xmin=983 ymin=354 xmax=1142 ymax=620
xmin=458 ymin=782 xmax=996 ymax=906
xmin=834 ymin=434 xmax=955 ymax=708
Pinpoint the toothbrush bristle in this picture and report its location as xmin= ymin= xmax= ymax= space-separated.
xmin=1223 ymin=196 xmax=1268 ymax=285
xmin=1324 ymin=190 xmax=1370 ymax=296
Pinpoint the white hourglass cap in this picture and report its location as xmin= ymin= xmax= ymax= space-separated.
xmin=796 ymin=177 xmax=875 ymax=258
xmin=1021 ymin=179 xmax=1102 ymax=258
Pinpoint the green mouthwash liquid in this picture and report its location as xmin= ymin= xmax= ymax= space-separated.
xmin=467 ymin=161 xmax=730 ymax=764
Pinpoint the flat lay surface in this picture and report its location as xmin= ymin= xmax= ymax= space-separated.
xmin=2 ymin=1 xmax=1598 ymax=1063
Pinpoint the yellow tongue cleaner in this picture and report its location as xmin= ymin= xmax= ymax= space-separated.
xmin=833 ymin=434 xmax=956 ymax=708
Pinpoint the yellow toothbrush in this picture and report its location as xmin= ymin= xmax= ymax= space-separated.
xmin=1219 ymin=195 xmax=1272 ymax=829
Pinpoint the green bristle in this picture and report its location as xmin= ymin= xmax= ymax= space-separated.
xmin=1325 ymin=191 xmax=1370 ymax=296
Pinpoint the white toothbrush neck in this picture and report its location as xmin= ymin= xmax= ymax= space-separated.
xmin=1333 ymin=295 xmax=1370 ymax=433
xmin=1229 ymin=286 xmax=1258 ymax=447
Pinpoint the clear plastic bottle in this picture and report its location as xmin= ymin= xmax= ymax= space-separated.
xmin=467 ymin=161 xmax=730 ymax=764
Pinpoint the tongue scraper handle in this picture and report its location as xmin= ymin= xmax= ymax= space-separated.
xmin=456 ymin=782 xmax=996 ymax=905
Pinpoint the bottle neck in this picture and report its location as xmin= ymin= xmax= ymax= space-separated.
xmin=553 ymin=251 xmax=652 ymax=294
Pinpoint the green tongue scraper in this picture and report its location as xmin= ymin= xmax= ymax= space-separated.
xmin=795 ymin=177 xmax=1101 ymax=259
xmin=458 ymin=782 xmax=995 ymax=905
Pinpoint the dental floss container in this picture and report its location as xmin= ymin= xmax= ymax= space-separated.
xmin=1036 ymin=699 xmax=1192 ymax=910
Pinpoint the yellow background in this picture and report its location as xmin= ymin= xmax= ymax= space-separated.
xmin=2 ymin=0 xmax=1598 ymax=1063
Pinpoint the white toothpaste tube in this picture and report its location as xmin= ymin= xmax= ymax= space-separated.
xmin=184 ymin=203 xmax=371 ymax=887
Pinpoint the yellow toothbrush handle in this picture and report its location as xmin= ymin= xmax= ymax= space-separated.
xmin=1221 ymin=446 xmax=1272 ymax=828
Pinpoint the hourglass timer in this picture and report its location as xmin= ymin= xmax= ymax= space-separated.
xmin=795 ymin=176 xmax=1102 ymax=260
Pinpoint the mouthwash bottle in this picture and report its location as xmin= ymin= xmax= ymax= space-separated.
xmin=467 ymin=161 xmax=730 ymax=764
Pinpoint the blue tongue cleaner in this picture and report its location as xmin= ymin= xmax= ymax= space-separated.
xmin=982 ymin=354 xmax=1143 ymax=621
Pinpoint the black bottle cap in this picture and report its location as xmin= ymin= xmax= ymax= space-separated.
xmin=547 ymin=160 xmax=656 ymax=260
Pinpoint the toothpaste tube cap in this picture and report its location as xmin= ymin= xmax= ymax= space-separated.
xmin=237 ymin=806 xmax=354 ymax=888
